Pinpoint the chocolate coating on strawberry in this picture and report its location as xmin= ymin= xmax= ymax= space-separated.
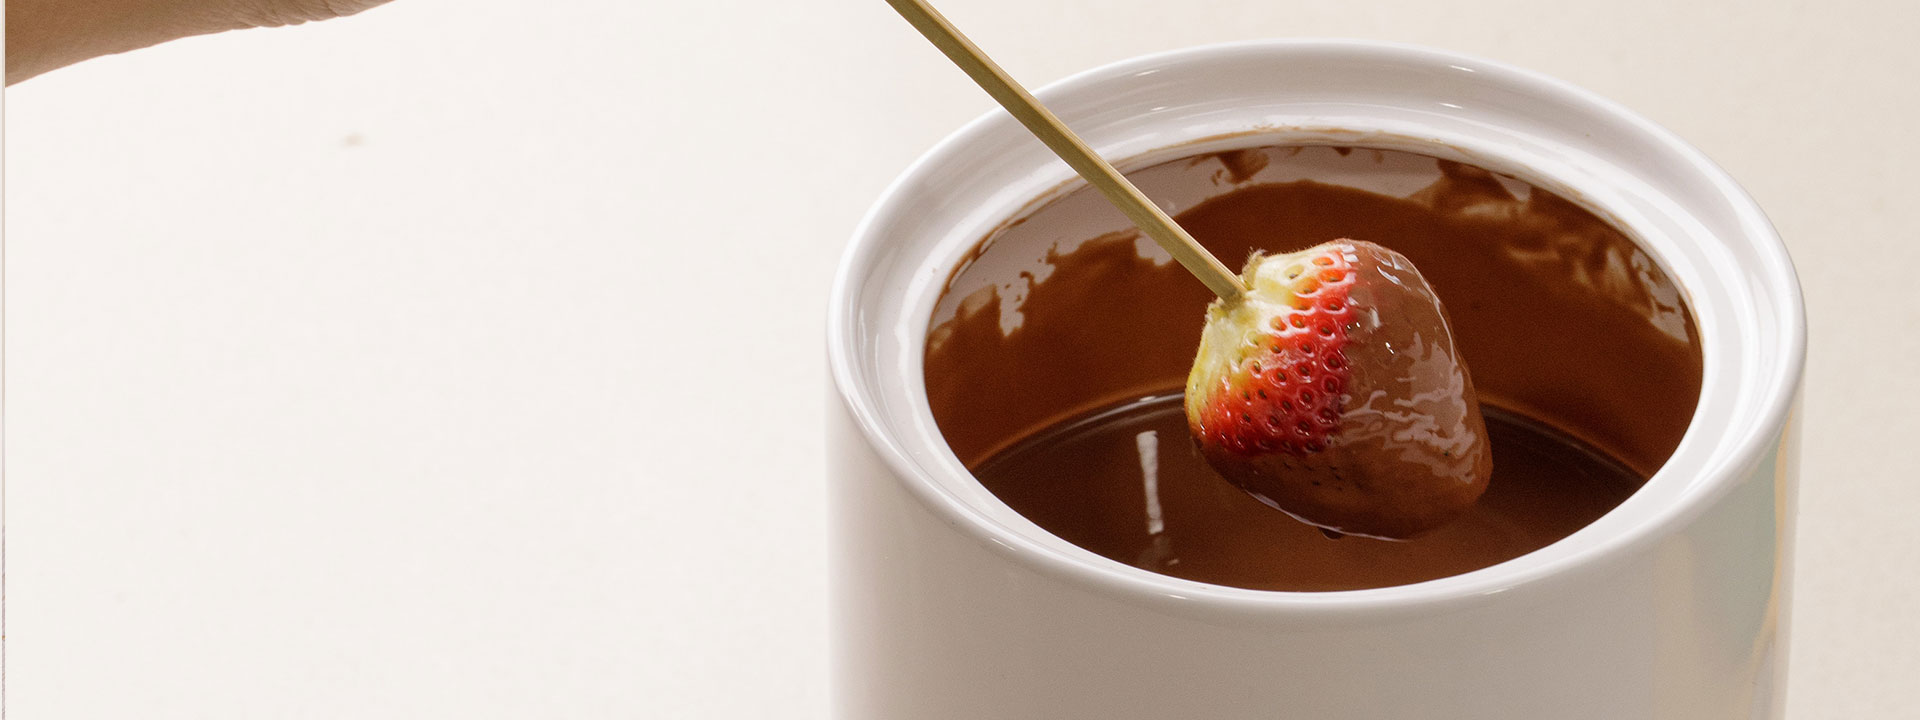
xmin=1184 ymin=240 xmax=1492 ymax=539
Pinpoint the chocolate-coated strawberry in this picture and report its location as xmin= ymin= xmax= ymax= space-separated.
xmin=1184 ymin=240 xmax=1492 ymax=539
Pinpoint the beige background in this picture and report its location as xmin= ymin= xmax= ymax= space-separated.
xmin=5 ymin=0 xmax=1913 ymax=716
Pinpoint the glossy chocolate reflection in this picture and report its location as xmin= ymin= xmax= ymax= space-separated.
xmin=924 ymin=146 xmax=1704 ymax=591
xmin=977 ymin=396 xmax=1636 ymax=591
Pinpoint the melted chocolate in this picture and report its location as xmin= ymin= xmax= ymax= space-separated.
xmin=975 ymin=396 xmax=1637 ymax=591
xmin=923 ymin=147 xmax=1703 ymax=591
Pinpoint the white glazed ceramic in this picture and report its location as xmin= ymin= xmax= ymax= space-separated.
xmin=827 ymin=40 xmax=1804 ymax=719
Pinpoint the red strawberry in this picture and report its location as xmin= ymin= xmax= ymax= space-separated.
xmin=1184 ymin=239 xmax=1492 ymax=539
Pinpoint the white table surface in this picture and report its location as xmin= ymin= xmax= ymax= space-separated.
xmin=6 ymin=0 xmax=1915 ymax=716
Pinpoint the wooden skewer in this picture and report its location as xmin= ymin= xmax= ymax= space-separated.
xmin=885 ymin=0 xmax=1247 ymax=302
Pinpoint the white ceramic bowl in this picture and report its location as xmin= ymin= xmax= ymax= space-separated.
xmin=828 ymin=40 xmax=1804 ymax=719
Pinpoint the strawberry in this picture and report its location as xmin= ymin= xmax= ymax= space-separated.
xmin=1184 ymin=239 xmax=1492 ymax=539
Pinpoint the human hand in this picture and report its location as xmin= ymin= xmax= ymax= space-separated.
xmin=7 ymin=0 xmax=394 ymax=85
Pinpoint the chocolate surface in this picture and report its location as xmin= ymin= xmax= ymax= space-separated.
xmin=976 ymin=396 xmax=1636 ymax=591
xmin=923 ymin=146 xmax=1704 ymax=590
